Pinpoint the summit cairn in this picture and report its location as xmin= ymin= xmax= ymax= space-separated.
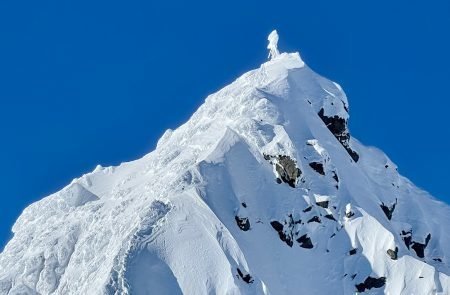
xmin=267 ymin=30 xmax=280 ymax=60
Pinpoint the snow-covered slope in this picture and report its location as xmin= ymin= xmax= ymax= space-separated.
xmin=1 ymin=30 xmax=450 ymax=295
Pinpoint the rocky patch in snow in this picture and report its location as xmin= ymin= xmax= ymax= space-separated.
xmin=401 ymin=229 xmax=413 ymax=249
xmin=318 ymin=108 xmax=359 ymax=162
xmin=307 ymin=216 xmax=321 ymax=223
xmin=355 ymin=276 xmax=386 ymax=293
xmin=345 ymin=204 xmax=355 ymax=218
xmin=236 ymin=268 xmax=254 ymax=284
xmin=401 ymin=230 xmax=432 ymax=259
xmin=309 ymin=162 xmax=325 ymax=175
xmin=380 ymin=199 xmax=397 ymax=220
xmin=264 ymin=154 xmax=302 ymax=188
xmin=235 ymin=216 xmax=251 ymax=231
xmin=316 ymin=200 xmax=329 ymax=209
xmin=331 ymin=171 xmax=339 ymax=185
xmin=296 ymin=234 xmax=313 ymax=249
xmin=270 ymin=219 xmax=294 ymax=247
xmin=387 ymin=247 xmax=398 ymax=260
xmin=411 ymin=233 xmax=431 ymax=259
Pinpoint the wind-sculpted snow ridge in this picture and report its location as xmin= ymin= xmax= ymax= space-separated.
xmin=1 ymin=30 xmax=450 ymax=294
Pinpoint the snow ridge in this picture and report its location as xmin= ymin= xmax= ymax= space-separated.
xmin=1 ymin=31 xmax=450 ymax=295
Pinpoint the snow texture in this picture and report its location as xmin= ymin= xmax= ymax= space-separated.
xmin=1 ymin=31 xmax=450 ymax=295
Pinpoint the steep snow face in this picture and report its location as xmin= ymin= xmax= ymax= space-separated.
xmin=1 ymin=32 xmax=450 ymax=295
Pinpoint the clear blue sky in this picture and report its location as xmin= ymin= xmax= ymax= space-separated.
xmin=1 ymin=0 xmax=449 ymax=249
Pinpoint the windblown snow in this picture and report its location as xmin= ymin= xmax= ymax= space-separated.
xmin=1 ymin=30 xmax=450 ymax=295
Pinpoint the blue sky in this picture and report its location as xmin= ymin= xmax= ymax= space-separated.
xmin=0 ymin=0 xmax=449 ymax=249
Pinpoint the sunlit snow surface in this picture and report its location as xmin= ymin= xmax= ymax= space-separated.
xmin=1 ymin=45 xmax=450 ymax=295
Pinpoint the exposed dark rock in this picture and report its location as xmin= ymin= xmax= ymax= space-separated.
xmin=342 ymin=100 xmax=349 ymax=113
xmin=235 ymin=216 xmax=250 ymax=231
xmin=332 ymin=171 xmax=339 ymax=183
xmin=403 ymin=236 xmax=412 ymax=249
xmin=309 ymin=162 xmax=325 ymax=175
xmin=380 ymin=199 xmax=397 ymax=220
xmin=296 ymin=234 xmax=313 ymax=249
xmin=355 ymin=276 xmax=386 ymax=293
xmin=275 ymin=155 xmax=302 ymax=188
xmin=401 ymin=230 xmax=431 ymax=258
xmin=411 ymin=234 xmax=431 ymax=258
xmin=270 ymin=221 xmax=293 ymax=247
xmin=307 ymin=216 xmax=321 ymax=223
xmin=270 ymin=221 xmax=284 ymax=232
xmin=324 ymin=214 xmax=336 ymax=221
xmin=287 ymin=214 xmax=294 ymax=222
xmin=387 ymin=247 xmax=398 ymax=260
xmin=241 ymin=202 xmax=247 ymax=208
xmin=401 ymin=230 xmax=412 ymax=249
xmin=237 ymin=268 xmax=254 ymax=284
xmin=434 ymin=258 xmax=443 ymax=262
xmin=347 ymin=148 xmax=360 ymax=163
xmin=264 ymin=154 xmax=302 ymax=187
xmin=351 ymin=274 xmax=357 ymax=280
xmin=318 ymin=108 xmax=347 ymax=142
xmin=349 ymin=248 xmax=357 ymax=255
xmin=316 ymin=201 xmax=329 ymax=208
xmin=346 ymin=211 xmax=355 ymax=218
xmin=318 ymin=108 xmax=359 ymax=162
xmin=303 ymin=206 xmax=312 ymax=213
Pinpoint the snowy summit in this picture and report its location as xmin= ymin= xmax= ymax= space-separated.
xmin=267 ymin=30 xmax=280 ymax=59
xmin=1 ymin=30 xmax=450 ymax=295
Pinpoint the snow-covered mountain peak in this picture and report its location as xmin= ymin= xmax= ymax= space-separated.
xmin=1 ymin=33 xmax=450 ymax=295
